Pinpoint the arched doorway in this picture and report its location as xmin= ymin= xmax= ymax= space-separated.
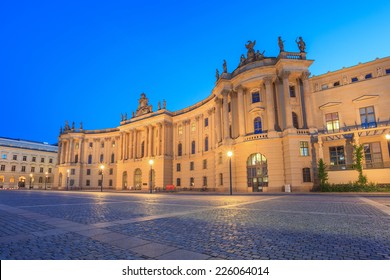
xmin=134 ymin=168 xmax=142 ymax=190
xmin=247 ymin=153 xmax=268 ymax=192
xmin=122 ymin=171 xmax=127 ymax=190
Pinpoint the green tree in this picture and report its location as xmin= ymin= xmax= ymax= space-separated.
xmin=353 ymin=144 xmax=367 ymax=185
xmin=318 ymin=158 xmax=328 ymax=188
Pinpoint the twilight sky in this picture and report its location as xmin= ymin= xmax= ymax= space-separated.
xmin=1 ymin=0 xmax=390 ymax=144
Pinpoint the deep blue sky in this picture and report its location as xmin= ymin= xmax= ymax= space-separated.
xmin=1 ymin=0 xmax=390 ymax=144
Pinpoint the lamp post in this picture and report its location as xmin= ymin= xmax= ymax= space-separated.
xmin=149 ymin=159 xmax=154 ymax=194
xmin=386 ymin=133 xmax=390 ymax=157
xmin=227 ymin=151 xmax=233 ymax=195
xmin=100 ymin=164 xmax=104 ymax=192
xmin=29 ymin=173 xmax=33 ymax=189
xmin=66 ymin=169 xmax=70 ymax=191
xmin=45 ymin=172 xmax=48 ymax=190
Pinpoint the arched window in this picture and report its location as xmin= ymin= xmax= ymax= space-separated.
xmin=88 ymin=155 xmax=92 ymax=164
xmin=292 ymin=112 xmax=299 ymax=129
xmin=247 ymin=153 xmax=268 ymax=192
xmin=100 ymin=154 xmax=104 ymax=163
xmin=134 ymin=169 xmax=142 ymax=190
xmin=141 ymin=141 xmax=145 ymax=158
xmin=254 ymin=117 xmax=262 ymax=134
xmin=178 ymin=143 xmax=182 ymax=156
xmin=204 ymin=137 xmax=209 ymax=152
xmin=111 ymin=153 xmax=115 ymax=163
xmin=191 ymin=141 xmax=196 ymax=154
xmin=74 ymin=154 xmax=78 ymax=163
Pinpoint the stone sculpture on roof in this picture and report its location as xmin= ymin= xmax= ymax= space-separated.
xmin=136 ymin=93 xmax=153 ymax=116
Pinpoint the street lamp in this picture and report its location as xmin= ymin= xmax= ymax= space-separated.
xmin=29 ymin=173 xmax=33 ymax=189
xmin=227 ymin=151 xmax=233 ymax=195
xmin=149 ymin=159 xmax=154 ymax=194
xmin=386 ymin=133 xmax=390 ymax=157
xmin=66 ymin=169 xmax=70 ymax=191
xmin=45 ymin=172 xmax=48 ymax=190
xmin=99 ymin=164 xmax=104 ymax=192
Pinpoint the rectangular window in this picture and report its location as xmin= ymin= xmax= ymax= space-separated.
xmin=333 ymin=81 xmax=340 ymax=87
xmin=203 ymin=176 xmax=207 ymax=186
xmin=176 ymin=163 xmax=181 ymax=172
xmin=109 ymin=179 xmax=113 ymax=187
xmin=302 ymin=168 xmax=311 ymax=182
xmin=190 ymin=177 xmax=194 ymax=187
xmin=86 ymin=180 xmax=90 ymax=186
xmin=360 ymin=106 xmax=376 ymax=128
xmin=252 ymin=92 xmax=260 ymax=103
xmin=13 ymin=155 xmax=17 ymax=160
xmin=386 ymin=68 xmax=390 ymax=75
xmin=289 ymin=86 xmax=296 ymax=97
xmin=1 ymin=165 xmax=5 ymax=171
xmin=71 ymin=169 xmax=75 ymax=175
xmin=190 ymin=161 xmax=194 ymax=171
xmin=299 ymin=141 xmax=309 ymax=156
xmin=329 ymin=146 xmax=346 ymax=166
xmin=109 ymin=168 xmax=113 ymax=175
xmin=321 ymin=84 xmax=328 ymax=90
xmin=219 ymin=173 xmax=223 ymax=185
xmin=32 ymin=156 xmax=36 ymax=162
xmin=23 ymin=156 xmax=27 ymax=161
xmin=363 ymin=142 xmax=383 ymax=168
xmin=11 ymin=165 xmax=16 ymax=172
xmin=98 ymin=180 xmax=102 ymax=187
xmin=204 ymin=118 xmax=209 ymax=127
xmin=365 ymin=73 xmax=372 ymax=79
xmin=21 ymin=166 xmax=26 ymax=172
xmin=87 ymin=169 xmax=91 ymax=175
xmin=40 ymin=167 xmax=44 ymax=173
xmin=49 ymin=158 xmax=53 ymax=164
xmin=89 ymin=142 xmax=93 ymax=148
xmin=31 ymin=167 xmax=35 ymax=172
xmin=203 ymin=159 xmax=207 ymax=169
xmin=48 ymin=168 xmax=52 ymax=173
xmin=325 ymin=112 xmax=340 ymax=133
xmin=1 ymin=154 xmax=6 ymax=160
xmin=41 ymin=158 xmax=45 ymax=163
xmin=176 ymin=178 xmax=181 ymax=187
xmin=351 ymin=77 xmax=358 ymax=82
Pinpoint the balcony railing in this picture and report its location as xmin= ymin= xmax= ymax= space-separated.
xmin=327 ymin=161 xmax=390 ymax=170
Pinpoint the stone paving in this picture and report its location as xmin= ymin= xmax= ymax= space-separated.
xmin=0 ymin=190 xmax=389 ymax=260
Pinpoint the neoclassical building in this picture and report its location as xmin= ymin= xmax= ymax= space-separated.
xmin=0 ymin=137 xmax=57 ymax=189
xmin=56 ymin=39 xmax=390 ymax=192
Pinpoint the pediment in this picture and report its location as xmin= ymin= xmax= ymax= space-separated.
xmin=319 ymin=102 xmax=342 ymax=110
xmin=352 ymin=95 xmax=379 ymax=103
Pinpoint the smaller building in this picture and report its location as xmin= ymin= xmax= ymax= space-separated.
xmin=0 ymin=137 xmax=58 ymax=189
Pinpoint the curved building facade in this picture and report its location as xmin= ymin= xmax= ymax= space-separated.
xmin=56 ymin=40 xmax=390 ymax=192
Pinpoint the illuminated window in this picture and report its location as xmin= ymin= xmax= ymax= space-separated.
xmin=300 ymin=141 xmax=309 ymax=156
xmin=191 ymin=122 xmax=196 ymax=132
xmin=325 ymin=112 xmax=340 ymax=133
xmin=178 ymin=125 xmax=183 ymax=135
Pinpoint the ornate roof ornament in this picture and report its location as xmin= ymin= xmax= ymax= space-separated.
xmin=136 ymin=93 xmax=153 ymax=116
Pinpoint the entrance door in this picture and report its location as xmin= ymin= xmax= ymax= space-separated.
xmin=122 ymin=171 xmax=127 ymax=190
xmin=247 ymin=153 xmax=268 ymax=192
xmin=134 ymin=169 xmax=142 ymax=190
xmin=18 ymin=177 xmax=26 ymax=188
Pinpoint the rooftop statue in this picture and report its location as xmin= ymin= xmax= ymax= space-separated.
xmin=223 ymin=59 xmax=227 ymax=73
xmin=136 ymin=93 xmax=153 ymax=116
xmin=278 ymin=36 xmax=285 ymax=52
xmin=296 ymin=37 xmax=306 ymax=52
xmin=245 ymin=40 xmax=256 ymax=61
xmin=215 ymin=69 xmax=220 ymax=81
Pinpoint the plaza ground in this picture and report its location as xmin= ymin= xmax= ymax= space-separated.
xmin=0 ymin=190 xmax=389 ymax=260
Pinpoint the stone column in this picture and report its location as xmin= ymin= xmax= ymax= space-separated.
xmin=133 ymin=130 xmax=137 ymax=159
xmin=281 ymin=71 xmax=293 ymax=129
xmin=214 ymin=97 xmax=222 ymax=144
xmin=57 ymin=141 xmax=62 ymax=165
xmin=301 ymin=71 xmax=315 ymax=130
xmin=222 ymin=90 xmax=230 ymax=140
xmin=119 ymin=132 xmax=123 ymax=160
xmin=145 ymin=126 xmax=149 ymax=157
xmin=264 ymin=77 xmax=275 ymax=132
xmin=236 ymin=85 xmax=246 ymax=137
xmin=148 ymin=125 xmax=153 ymax=157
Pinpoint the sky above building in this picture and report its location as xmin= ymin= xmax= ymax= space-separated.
xmin=1 ymin=0 xmax=390 ymax=144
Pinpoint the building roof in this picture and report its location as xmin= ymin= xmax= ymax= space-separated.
xmin=0 ymin=137 xmax=58 ymax=153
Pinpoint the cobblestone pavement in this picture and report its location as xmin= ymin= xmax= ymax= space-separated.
xmin=0 ymin=190 xmax=389 ymax=260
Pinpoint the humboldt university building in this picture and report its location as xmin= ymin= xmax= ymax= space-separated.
xmin=56 ymin=39 xmax=390 ymax=192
